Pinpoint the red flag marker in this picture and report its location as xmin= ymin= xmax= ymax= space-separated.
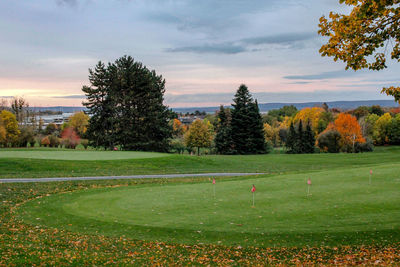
xmin=251 ymin=184 xmax=256 ymax=193
xmin=251 ymin=184 xmax=256 ymax=206
xmin=212 ymin=178 xmax=216 ymax=198
xmin=307 ymin=178 xmax=311 ymax=196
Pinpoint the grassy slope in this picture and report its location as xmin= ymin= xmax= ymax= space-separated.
xmin=0 ymin=150 xmax=169 ymax=161
xmin=18 ymin=162 xmax=400 ymax=247
xmin=0 ymin=146 xmax=399 ymax=178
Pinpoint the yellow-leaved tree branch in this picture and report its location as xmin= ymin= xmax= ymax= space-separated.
xmin=318 ymin=0 xmax=400 ymax=103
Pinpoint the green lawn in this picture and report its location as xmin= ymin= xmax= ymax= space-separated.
xmin=18 ymin=162 xmax=400 ymax=247
xmin=0 ymin=149 xmax=168 ymax=161
xmin=1 ymin=146 xmax=400 ymax=178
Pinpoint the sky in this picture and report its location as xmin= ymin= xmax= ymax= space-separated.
xmin=0 ymin=0 xmax=398 ymax=108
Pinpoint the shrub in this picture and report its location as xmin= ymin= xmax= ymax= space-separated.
xmin=61 ymin=127 xmax=80 ymax=149
xmin=355 ymin=138 xmax=374 ymax=153
xmin=41 ymin=136 xmax=50 ymax=147
xmin=170 ymin=138 xmax=185 ymax=154
xmin=48 ymin=135 xmax=60 ymax=148
xmin=317 ymin=130 xmax=341 ymax=153
xmin=81 ymin=139 xmax=89 ymax=149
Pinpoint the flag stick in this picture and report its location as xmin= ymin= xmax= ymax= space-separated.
xmin=252 ymin=192 xmax=255 ymax=207
xmin=307 ymin=184 xmax=310 ymax=196
xmin=213 ymin=184 xmax=215 ymax=198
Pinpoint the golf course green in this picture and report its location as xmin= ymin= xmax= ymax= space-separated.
xmin=0 ymin=149 xmax=169 ymax=161
xmin=18 ymin=162 xmax=400 ymax=247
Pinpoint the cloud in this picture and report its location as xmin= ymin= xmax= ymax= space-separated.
xmin=167 ymin=32 xmax=316 ymax=55
xmin=56 ymin=0 xmax=77 ymax=7
xmin=166 ymin=43 xmax=246 ymax=54
xmin=243 ymin=32 xmax=316 ymax=46
xmin=283 ymin=70 xmax=361 ymax=80
xmin=52 ymin=95 xmax=86 ymax=99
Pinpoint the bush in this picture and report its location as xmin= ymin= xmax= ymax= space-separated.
xmin=18 ymin=126 xmax=35 ymax=147
xmin=81 ymin=139 xmax=89 ymax=149
xmin=44 ymin=123 xmax=58 ymax=135
xmin=61 ymin=127 xmax=80 ymax=149
xmin=317 ymin=130 xmax=341 ymax=153
xmin=355 ymin=138 xmax=374 ymax=153
xmin=48 ymin=135 xmax=60 ymax=148
xmin=41 ymin=136 xmax=50 ymax=147
xmin=170 ymin=138 xmax=185 ymax=154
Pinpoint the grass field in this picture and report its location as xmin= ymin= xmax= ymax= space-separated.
xmin=1 ymin=146 xmax=400 ymax=178
xmin=1 ymin=147 xmax=400 ymax=265
xmin=17 ymin=163 xmax=400 ymax=248
xmin=0 ymin=149 xmax=168 ymax=161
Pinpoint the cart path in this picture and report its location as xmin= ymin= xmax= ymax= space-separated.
xmin=0 ymin=173 xmax=264 ymax=183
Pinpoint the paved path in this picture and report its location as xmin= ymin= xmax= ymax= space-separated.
xmin=0 ymin=173 xmax=264 ymax=183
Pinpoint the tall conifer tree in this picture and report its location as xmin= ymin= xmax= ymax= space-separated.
xmin=215 ymin=106 xmax=234 ymax=154
xmin=231 ymin=84 xmax=267 ymax=154
xmin=82 ymin=56 xmax=172 ymax=152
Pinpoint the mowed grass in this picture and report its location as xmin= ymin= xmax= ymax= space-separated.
xmin=1 ymin=146 xmax=400 ymax=178
xmin=18 ymin=162 xmax=400 ymax=247
xmin=0 ymin=149 xmax=168 ymax=161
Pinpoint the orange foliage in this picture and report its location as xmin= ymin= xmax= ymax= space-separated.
xmin=333 ymin=113 xmax=365 ymax=147
xmin=390 ymin=107 xmax=400 ymax=115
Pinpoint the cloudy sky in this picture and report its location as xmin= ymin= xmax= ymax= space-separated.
xmin=0 ymin=0 xmax=398 ymax=107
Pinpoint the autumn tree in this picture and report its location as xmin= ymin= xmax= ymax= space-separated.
xmin=11 ymin=96 xmax=30 ymax=124
xmin=334 ymin=113 xmax=365 ymax=152
xmin=389 ymin=114 xmax=400 ymax=144
xmin=319 ymin=1 xmax=400 ymax=102
xmin=184 ymin=119 xmax=214 ymax=155
xmin=171 ymin=118 xmax=185 ymax=138
xmin=372 ymin=112 xmax=392 ymax=144
xmin=68 ymin=111 xmax=89 ymax=137
xmin=61 ymin=127 xmax=80 ymax=149
xmin=292 ymin=107 xmax=325 ymax=134
xmin=0 ymin=110 xmax=20 ymax=146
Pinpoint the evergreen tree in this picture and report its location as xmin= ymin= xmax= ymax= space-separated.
xmin=215 ymin=106 xmax=233 ymax=154
xmin=82 ymin=56 xmax=172 ymax=152
xmin=286 ymin=122 xmax=296 ymax=152
xmin=303 ymin=122 xmax=316 ymax=153
xmin=247 ymin=100 xmax=266 ymax=153
xmin=295 ymin=120 xmax=304 ymax=154
xmin=231 ymin=84 xmax=267 ymax=154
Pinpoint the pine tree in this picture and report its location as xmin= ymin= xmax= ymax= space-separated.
xmin=286 ymin=122 xmax=296 ymax=152
xmin=215 ymin=106 xmax=233 ymax=154
xmin=231 ymin=84 xmax=253 ymax=154
xmin=82 ymin=61 xmax=116 ymax=150
xmin=247 ymin=100 xmax=266 ymax=153
xmin=231 ymin=84 xmax=267 ymax=154
xmin=82 ymin=56 xmax=172 ymax=152
xmin=303 ymin=122 xmax=316 ymax=153
xmin=295 ymin=120 xmax=304 ymax=154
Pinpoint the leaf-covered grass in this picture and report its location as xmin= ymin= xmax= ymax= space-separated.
xmin=1 ymin=146 xmax=400 ymax=178
xmin=1 ymin=147 xmax=400 ymax=265
xmin=17 ymin=163 xmax=400 ymax=248
xmin=1 ymin=177 xmax=400 ymax=265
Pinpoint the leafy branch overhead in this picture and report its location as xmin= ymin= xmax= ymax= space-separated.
xmin=318 ymin=0 xmax=400 ymax=102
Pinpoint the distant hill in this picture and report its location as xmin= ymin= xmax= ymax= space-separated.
xmin=32 ymin=100 xmax=398 ymax=114
xmin=173 ymin=100 xmax=399 ymax=114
